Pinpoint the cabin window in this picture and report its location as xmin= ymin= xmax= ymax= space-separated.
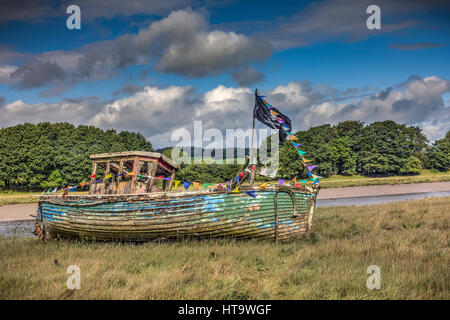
xmin=121 ymin=160 xmax=135 ymax=182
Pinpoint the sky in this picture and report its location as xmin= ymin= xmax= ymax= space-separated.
xmin=0 ymin=0 xmax=449 ymax=148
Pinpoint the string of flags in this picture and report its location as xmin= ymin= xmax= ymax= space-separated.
xmin=258 ymin=93 xmax=321 ymax=185
xmin=41 ymin=92 xmax=319 ymax=197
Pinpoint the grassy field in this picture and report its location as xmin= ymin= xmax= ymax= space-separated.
xmin=0 ymin=197 xmax=448 ymax=299
xmin=317 ymin=170 xmax=450 ymax=189
xmin=0 ymin=191 xmax=88 ymax=206
xmin=1 ymin=171 xmax=449 ymax=206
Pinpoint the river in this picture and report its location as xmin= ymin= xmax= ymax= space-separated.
xmin=1 ymin=182 xmax=449 ymax=237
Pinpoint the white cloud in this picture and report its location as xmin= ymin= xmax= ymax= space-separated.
xmin=10 ymin=9 xmax=271 ymax=94
xmin=1 ymin=76 xmax=449 ymax=148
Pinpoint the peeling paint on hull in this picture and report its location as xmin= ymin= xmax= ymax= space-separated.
xmin=37 ymin=187 xmax=319 ymax=242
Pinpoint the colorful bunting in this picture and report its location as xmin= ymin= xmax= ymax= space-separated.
xmin=89 ymin=174 xmax=96 ymax=179
xmin=173 ymin=180 xmax=181 ymax=189
xmin=297 ymin=150 xmax=307 ymax=155
xmin=183 ymin=181 xmax=191 ymax=190
xmin=232 ymin=186 xmax=240 ymax=193
xmin=104 ymin=173 xmax=112 ymax=179
xmin=307 ymin=165 xmax=318 ymax=171
xmin=203 ymin=183 xmax=212 ymax=188
xmin=193 ymin=182 xmax=200 ymax=189
xmin=257 ymin=182 xmax=268 ymax=189
xmin=246 ymin=190 xmax=257 ymax=198
xmin=278 ymin=179 xmax=285 ymax=186
xmin=51 ymin=187 xmax=57 ymax=194
xmin=235 ymin=175 xmax=240 ymax=185
xmin=299 ymin=180 xmax=308 ymax=183
xmin=292 ymin=142 xmax=303 ymax=148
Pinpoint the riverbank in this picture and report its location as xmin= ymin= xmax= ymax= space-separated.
xmin=1 ymin=181 xmax=449 ymax=222
xmin=0 ymin=197 xmax=448 ymax=299
xmin=1 ymin=171 xmax=448 ymax=207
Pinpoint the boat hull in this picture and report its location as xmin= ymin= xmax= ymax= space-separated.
xmin=37 ymin=187 xmax=319 ymax=242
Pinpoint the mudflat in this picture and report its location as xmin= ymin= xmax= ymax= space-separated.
xmin=318 ymin=181 xmax=450 ymax=199
xmin=0 ymin=203 xmax=38 ymax=222
xmin=0 ymin=182 xmax=449 ymax=222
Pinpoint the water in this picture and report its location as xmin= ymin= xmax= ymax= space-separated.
xmin=1 ymin=191 xmax=449 ymax=237
xmin=316 ymin=191 xmax=450 ymax=207
xmin=0 ymin=219 xmax=35 ymax=238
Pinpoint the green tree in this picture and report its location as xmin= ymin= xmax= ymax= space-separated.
xmin=428 ymin=131 xmax=450 ymax=171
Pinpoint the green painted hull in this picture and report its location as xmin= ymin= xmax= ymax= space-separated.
xmin=37 ymin=187 xmax=319 ymax=242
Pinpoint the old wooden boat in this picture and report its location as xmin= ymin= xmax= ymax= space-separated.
xmin=35 ymin=151 xmax=320 ymax=242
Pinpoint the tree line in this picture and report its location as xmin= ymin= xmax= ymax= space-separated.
xmin=0 ymin=123 xmax=153 ymax=191
xmin=0 ymin=121 xmax=448 ymax=191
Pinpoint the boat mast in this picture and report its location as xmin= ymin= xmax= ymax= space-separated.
xmin=249 ymin=89 xmax=257 ymax=186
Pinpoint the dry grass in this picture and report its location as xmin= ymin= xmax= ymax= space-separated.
xmin=0 ymin=191 xmax=88 ymax=206
xmin=0 ymin=197 xmax=448 ymax=299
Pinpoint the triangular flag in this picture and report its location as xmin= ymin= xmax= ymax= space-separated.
xmin=51 ymin=187 xmax=57 ymax=193
xmin=104 ymin=173 xmax=112 ymax=179
xmin=80 ymin=181 xmax=87 ymax=187
xmin=250 ymin=164 xmax=256 ymax=171
xmin=313 ymin=180 xmax=320 ymax=184
xmin=203 ymin=183 xmax=212 ymax=188
xmin=193 ymin=182 xmax=200 ymax=189
xmin=311 ymin=178 xmax=318 ymax=181
xmin=288 ymin=135 xmax=297 ymax=140
xmin=270 ymin=111 xmax=279 ymax=116
xmin=246 ymin=190 xmax=257 ymax=198
xmin=174 ymin=180 xmax=181 ymax=189
xmin=299 ymin=180 xmax=308 ymax=183
xmin=297 ymin=150 xmax=307 ymax=155
xmin=89 ymin=174 xmax=96 ymax=179
xmin=127 ymin=171 xmax=135 ymax=176
xmin=257 ymin=182 xmax=268 ymax=189
xmin=307 ymin=165 xmax=318 ymax=171
xmin=268 ymin=169 xmax=278 ymax=179
xmin=306 ymin=171 xmax=312 ymax=177
xmin=294 ymin=183 xmax=303 ymax=188
xmin=312 ymin=174 xmax=323 ymax=179
xmin=163 ymin=177 xmax=172 ymax=180
xmin=183 ymin=181 xmax=191 ymax=190
xmin=302 ymin=158 xmax=312 ymax=162
xmin=235 ymin=175 xmax=240 ymax=185
xmin=292 ymin=176 xmax=297 ymax=184
xmin=278 ymin=179 xmax=285 ymax=186
xmin=232 ymin=186 xmax=240 ymax=193
xmin=292 ymin=142 xmax=303 ymax=148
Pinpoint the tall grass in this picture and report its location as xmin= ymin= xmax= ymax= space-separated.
xmin=0 ymin=197 xmax=448 ymax=299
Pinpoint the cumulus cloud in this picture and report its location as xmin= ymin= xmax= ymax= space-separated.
xmin=231 ymin=67 xmax=265 ymax=87
xmin=0 ymin=65 xmax=18 ymax=84
xmin=263 ymin=76 xmax=450 ymax=138
xmin=1 ymin=75 xmax=448 ymax=147
xmin=0 ymin=0 xmax=195 ymax=24
xmin=91 ymin=85 xmax=200 ymax=137
xmin=9 ymin=9 xmax=272 ymax=93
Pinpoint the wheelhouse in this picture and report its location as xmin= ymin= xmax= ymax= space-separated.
xmin=89 ymin=151 xmax=179 ymax=195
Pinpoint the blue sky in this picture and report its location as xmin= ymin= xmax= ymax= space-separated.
xmin=0 ymin=0 xmax=449 ymax=147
